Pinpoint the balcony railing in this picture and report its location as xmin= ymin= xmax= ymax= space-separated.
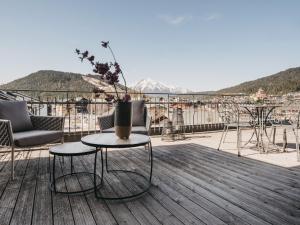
xmin=1 ymin=89 xmax=247 ymax=137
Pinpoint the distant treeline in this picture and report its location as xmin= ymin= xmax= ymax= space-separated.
xmin=218 ymin=67 xmax=300 ymax=95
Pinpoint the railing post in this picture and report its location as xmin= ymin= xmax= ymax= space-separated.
xmin=67 ymin=92 xmax=70 ymax=135
xmin=54 ymin=96 xmax=57 ymax=116
xmin=46 ymin=97 xmax=49 ymax=116
xmin=31 ymin=96 xmax=33 ymax=115
xmin=192 ymin=95 xmax=195 ymax=133
xmin=167 ymin=94 xmax=170 ymax=120
xmin=38 ymin=95 xmax=41 ymax=116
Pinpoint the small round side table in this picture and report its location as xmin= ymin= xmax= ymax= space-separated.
xmin=49 ymin=142 xmax=103 ymax=195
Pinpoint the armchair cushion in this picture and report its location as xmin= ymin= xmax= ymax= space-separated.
xmin=98 ymin=113 xmax=114 ymax=131
xmin=132 ymin=100 xmax=145 ymax=126
xmin=13 ymin=130 xmax=63 ymax=147
xmin=0 ymin=101 xmax=33 ymax=132
xmin=102 ymin=126 xmax=148 ymax=135
xmin=30 ymin=115 xmax=64 ymax=131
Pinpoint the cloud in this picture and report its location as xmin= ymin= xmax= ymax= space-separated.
xmin=158 ymin=14 xmax=192 ymax=25
xmin=204 ymin=13 xmax=222 ymax=21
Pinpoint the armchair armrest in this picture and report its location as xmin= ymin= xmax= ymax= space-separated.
xmin=98 ymin=113 xmax=114 ymax=132
xmin=0 ymin=119 xmax=14 ymax=146
xmin=146 ymin=115 xmax=152 ymax=135
xmin=30 ymin=115 xmax=65 ymax=131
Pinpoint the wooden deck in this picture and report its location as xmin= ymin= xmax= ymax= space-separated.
xmin=0 ymin=143 xmax=300 ymax=225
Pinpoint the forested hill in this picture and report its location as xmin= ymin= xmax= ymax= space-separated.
xmin=218 ymin=67 xmax=300 ymax=95
xmin=2 ymin=67 xmax=300 ymax=96
xmin=0 ymin=70 xmax=95 ymax=92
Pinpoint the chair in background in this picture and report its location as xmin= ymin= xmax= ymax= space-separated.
xmin=217 ymin=100 xmax=256 ymax=156
xmin=98 ymin=100 xmax=151 ymax=136
xmin=98 ymin=100 xmax=152 ymax=159
xmin=269 ymin=99 xmax=300 ymax=160
xmin=172 ymin=108 xmax=185 ymax=140
xmin=0 ymin=101 xmax=65 ymax=179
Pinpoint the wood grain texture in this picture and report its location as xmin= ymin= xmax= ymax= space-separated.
xmin=0 ymin=142 xmax=299 ymax=225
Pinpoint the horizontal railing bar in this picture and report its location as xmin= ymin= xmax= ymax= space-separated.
xmin=25 ymin=101 xmax=222 ymax=105
xmin=1 ymin=89 xmax=246 ymax=96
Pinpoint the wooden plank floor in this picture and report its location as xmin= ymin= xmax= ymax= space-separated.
xmin=0 ymin=143 xmax=300 ymax=225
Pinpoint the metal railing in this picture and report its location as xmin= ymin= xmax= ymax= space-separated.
xmin=1 ymin=89 xmax=247 ymax=136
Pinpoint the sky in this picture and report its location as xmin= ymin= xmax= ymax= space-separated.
xmin=0 ymin=0 xmax=300 ymax=91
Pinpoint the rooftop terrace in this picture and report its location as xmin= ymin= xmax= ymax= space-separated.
xmin=0 ymin=130 xmax=299 ymax=225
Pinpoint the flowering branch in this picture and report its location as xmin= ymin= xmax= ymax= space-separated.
xmin=75 ymin=41 xmax=130 ymax=102
xmin=101 ymin=41 xmax=128 ymax=93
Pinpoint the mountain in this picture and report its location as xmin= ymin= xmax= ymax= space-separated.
xmin=132 ymin=78 xmax=191 ymax=93
xmin=218 ymin=67 xmax=300 ymax=95
xmin=0 ymin=70 xmax=126 ymax=97
xmin=1 ymin=70 xmax=94 ymax=91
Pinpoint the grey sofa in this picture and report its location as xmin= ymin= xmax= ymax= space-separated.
xmin=0 ymin=101 xmax=64 ymax=179
xmin=98 ymin=100 xmax=151 ymax=135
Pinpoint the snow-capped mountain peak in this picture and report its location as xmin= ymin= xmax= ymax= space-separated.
xmin=131 ymin=78 xmax=190 ymax=93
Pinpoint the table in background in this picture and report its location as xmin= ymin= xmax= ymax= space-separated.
xmin=243 ymin=104 xmax=281 ymax=153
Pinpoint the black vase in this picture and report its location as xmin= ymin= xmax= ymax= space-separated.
xmin=114 ymin=101 xmax=132 ymax=139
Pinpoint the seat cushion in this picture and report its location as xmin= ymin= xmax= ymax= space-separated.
xmin=102 ymin=126 xmax=148 ymax=135
xmin=13 ymin=130 xmax=63 ymax=147
xmin=0 ymin=101 xmax=33 ymax=132
xmin=132 ymin=100 xmax=145 ymax=126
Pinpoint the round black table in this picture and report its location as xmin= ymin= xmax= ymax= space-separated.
xmin=81 ymin=133 xmax=153 ymax=200
xmin=49 ymin=142 xmax=103 ymax=195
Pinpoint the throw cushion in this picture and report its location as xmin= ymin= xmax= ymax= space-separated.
xmin=0 ymin=101 xmax=33 ymax=132
xmin=132 ymin=100 xmax=145 ymax=126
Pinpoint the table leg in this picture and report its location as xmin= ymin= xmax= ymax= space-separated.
xmin=100 ymin=149 xmax=104 ymax=183
xmin=272 ymin=127 xmax=276 ymax=144
xmin=296 ymin=128 xmax=300 ymax=161
xmin=95 ymin=148 xmax=104 ymax=198
xmin=94 ymin=151 xmax=97 ymax=194
xmin=264 ymin=106 xmax=278 ymax=152
xmin=71 ymin=156 xmax=74 ymax=174
xmin=149 ymin=141 xmax=153 ymax=183
xmin=223 ymin=126 xmax=229 ymax=143
xmin=237 ymin=127 xmax=241 ymax=157
xmin=257 ymin=108 xmax=263 ymax=153
xmin=148 ymin=144 xmax=151 ymax=162
xmin=105 ymin=148 xmax=109 ymax=173
xmin=283 ymin=128 xmax=287 ymax=152
xmin=94 ymin=150 xmax=103 ymax=195
xmin=217 ymin=126 xmax=226 ymax=150
xmin=242 ymin=106 xmax=259 ymax=148
xmin=52 ymin=155 xmax=57 ymax=193
xmin=254 ymin=126 xmax=259 ymax=143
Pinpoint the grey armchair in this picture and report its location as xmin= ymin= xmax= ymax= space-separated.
xmin=0 ymin=101 xmax=65 ymax=179
xmin=98 ymin=100 xmax=152 ymax=135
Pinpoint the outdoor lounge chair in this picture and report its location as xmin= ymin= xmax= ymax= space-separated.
xmin=0 ymin=101 xmax=64 ymax=179
xmin=98 ymin=100 xmax=151 ymax=136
